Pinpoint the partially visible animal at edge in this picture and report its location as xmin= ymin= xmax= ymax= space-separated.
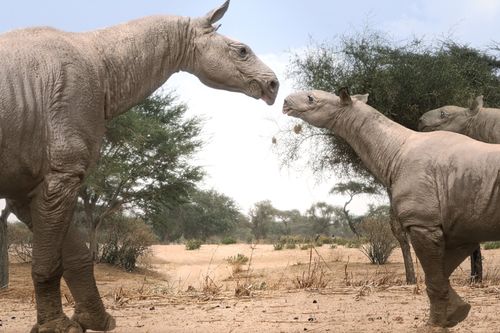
xmin=419 ymin=95 xmax=500 ymax=282
xmin=283 ymin=88 xmax=500 ymax=332
xmin=0 ymin=1 xmax=279 ymax=332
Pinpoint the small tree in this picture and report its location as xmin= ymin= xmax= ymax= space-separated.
xmin=249 ymin=200 xmax=276 ymax=241
xmin=360 ymin=217 xmax=397 ymax=265
xmin=98 ymin=215 xmax=157 ymax=271
xmin=7 ymin=222 xmax=33 ymax=264
xmin=330 ymin=180 xmax=381 ymax=236
xmin=359 ymin=205 xmax=397 ymax=264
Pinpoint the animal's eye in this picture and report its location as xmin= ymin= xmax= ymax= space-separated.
xmin=239 ymin=47 xmax=248 ymax=58
xmin=308 ymin=95 xmax=314 ymax=103
xmin=440 ymin=110 xmax=448 ymax=119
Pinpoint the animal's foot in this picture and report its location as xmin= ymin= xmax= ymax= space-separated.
xmin=71 ymin=310 xmax=116 ymax=332
xmin=446 ymin=301 xmax=471 ymax=327
xmin=30 ymin=316 xmax=83 ymax=333
xmin=416 ymin=324 xmax=449 ymax=333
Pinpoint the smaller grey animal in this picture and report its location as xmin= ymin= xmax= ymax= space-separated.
xmin=419 ymin=95 xmax=500 ymax=143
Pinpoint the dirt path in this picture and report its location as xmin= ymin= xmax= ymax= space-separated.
xmin=2 ymin=244 xmax=500 ymax=332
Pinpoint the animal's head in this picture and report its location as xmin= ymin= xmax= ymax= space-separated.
xmin=418 ymin=95 xmax=483 ymax=133
xmin=189 ymin=1 xmax=279 ymax=105
xmin=282 ymin=88 xmax=369 ymax=128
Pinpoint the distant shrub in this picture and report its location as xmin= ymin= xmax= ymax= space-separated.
xmin=226 ymin=253 xmax=249 ymax=266
xmin=99 ymin=216 xmax=157 ymax=271
xmin=7 ymin=222 xmax=32 ymax=263
xmin=226 ymin=253 xmax=249 ymax=274
xmin=317 ymin=235 xmax=334 ymax=245
xmin=333 ymin=237 xmax=361 ymax=248
xmin=484 ymin=241 xmax=500 ymax=250
xmin=273 ymin=242 xmax=284 ymax=250
xmin=359 ymin=217 xmax=397 ymax=265
xmin=221 ymin=236 xmax=237 ymax=245
xmin=285 ymin=242 xmax=297 ymax=249
xmin=185 ymin=239 xmax=203 ymax=250
xmin=300 ymin=244 xmax=312 ymax=250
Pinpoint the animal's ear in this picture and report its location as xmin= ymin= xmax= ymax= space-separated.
xmin=468 ymin=95 xmax=483 ymax=116
xmin=352 ymin=94 xmax=369 ymax=103
xmin=338 ymin=87 xmax=352 ymax=106
xmin=203 ymin=1 xmax=230 ymax=26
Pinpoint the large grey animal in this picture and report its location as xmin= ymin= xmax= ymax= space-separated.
xmin=283 ymin=88 xmax=500 ymax=332
xmin=0 ymin=2 xmax=278 ymax=332
xmin=418 ymin=95 xmax=500 ymax=143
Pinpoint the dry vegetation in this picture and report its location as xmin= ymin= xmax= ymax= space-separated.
xmin=3 ymin=244 xmax=500 ymax=332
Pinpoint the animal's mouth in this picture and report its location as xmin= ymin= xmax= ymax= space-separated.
xmin=250 ymin=79 xmax=279 ymax=105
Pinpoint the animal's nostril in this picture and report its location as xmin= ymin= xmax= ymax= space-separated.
xmin=269 ymin=79 xmax=279 ymax=92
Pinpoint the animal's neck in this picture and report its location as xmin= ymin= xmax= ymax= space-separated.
xmin=464 ymin=109 xmax=500 ymax=144
xmin=88 ymin=16 xmax=194 ymax=119
xmin=326 ymin=102 xmax=412 ymax=187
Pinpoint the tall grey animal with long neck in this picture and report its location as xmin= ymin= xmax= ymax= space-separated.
xmin=283 ymin=88 xmax=500 ymax=332
xmin=0 ymin=2 xmax=278 ymax=332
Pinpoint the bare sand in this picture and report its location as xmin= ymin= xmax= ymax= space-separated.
xmin=2 ymin=244 xmax=500 ymax=332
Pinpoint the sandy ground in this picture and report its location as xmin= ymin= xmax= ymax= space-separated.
xmin=2 ymin=244 xmax=500 ymax=332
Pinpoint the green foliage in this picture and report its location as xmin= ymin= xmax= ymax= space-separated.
xmin=483 ymin=241 xmax=500 ymax=250
xmin=79 ymin=92 xmax=205 ymax=256
xmin=98 ymin=216 xmax=157 ymax=271
xmin=154 ymin=189 xmax=245 ymax=242
xmin=306 ymin=202 xmax=341 ymax=235
xmin=249 ymin=200 xmax=276 ymax=240
xmin=221 ymin=236 xmax=237 ymax=245
xmin=226 ymin=253 xmax=249 ymax=265
xmin=7 ymin=222 xmax=32 ymax=263
xmin=185 ymin=239 xmax=203 ymax=250
xmin=281 ymin=30 xmax=500 ymax=179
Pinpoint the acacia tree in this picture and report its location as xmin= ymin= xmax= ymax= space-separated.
xmin=80 ymin=93 xmax=204 ymax=259
xmin=249 ymin=200 xmax=276 ymax=241
xmin=330 ymin=180 xmax=381 ymax=237
xmin=306 ymin=201 xmax=340 ymax=235
xmin=279 ymin=30 xmax=500 ymax=283
xmin=153 ymin=189 xmax=244 ymax=241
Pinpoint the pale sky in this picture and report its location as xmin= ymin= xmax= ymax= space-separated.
xmin=2 ymin=1 xmax=500 ymax=215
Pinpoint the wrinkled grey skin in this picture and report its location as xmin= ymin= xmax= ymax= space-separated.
xmin=0 ymin=1 xmax=278 ymax=332
xmin=283 ymin=89 xmax=500 ymax=331
xmin=419 ymin=95 xmax=500 ymax=144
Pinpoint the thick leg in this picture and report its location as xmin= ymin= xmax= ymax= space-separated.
xmin=409 ymin=225 xmax=448 ymax=329
xmin=62 ymin=224 xmax=116 ymax=331
xmin=29 ymin=173 xmax=83 ymax=333
xmin=442 ymin=243 xmax=477 ymax=327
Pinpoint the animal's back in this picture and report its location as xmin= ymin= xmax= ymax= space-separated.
xmin=0 ymin=27 xmax=103 ymax=198
xmin=395 ymin=131 xmax=500 ymax=242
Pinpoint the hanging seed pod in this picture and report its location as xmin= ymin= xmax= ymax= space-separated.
xmin=293 ymin=124 xmax=302 ymax=134
xmin=272 ymin=136 xmax=277 ymax=144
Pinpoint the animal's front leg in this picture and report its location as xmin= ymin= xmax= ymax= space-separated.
xmin=408 ymin=225 xmax=449 ymax=331
xmin=62 ymin=223 xmax=116 ymax=331
xmin=30 ymin=172 xmax=83 ymax=333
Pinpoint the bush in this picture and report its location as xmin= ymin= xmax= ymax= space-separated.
xmin=185 ymin=239 xmax=203 ymax=250
xmin=273 ymin=242 xmax=284 ymax=250
xmin=484 ymin=241 xmax=500 ymax=250
xmin=285 ymin=242 xmax=297 ymax=249
xmin=359 ymin=217 xmax=397 ymax=265
xmin=7 ymin=222 xmax=32 ymax=263
xmin=226 ymin=253 xmax=249 ymax=274
xmin=98 ymin=216 xmax=157 ymax=271
xmin=221 ymin=236 xmax=237 ymax=245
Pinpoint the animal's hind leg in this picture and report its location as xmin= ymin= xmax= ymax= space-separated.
xmin=29 ymin=172 xmax=83 ymax=333
xmin=408 ymin=225 xmax=448 ymax=329
xmin=442 ymin=243 xmax=478 ymax=327
xmin=62 ymin=223 xmax=116 ymax=331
